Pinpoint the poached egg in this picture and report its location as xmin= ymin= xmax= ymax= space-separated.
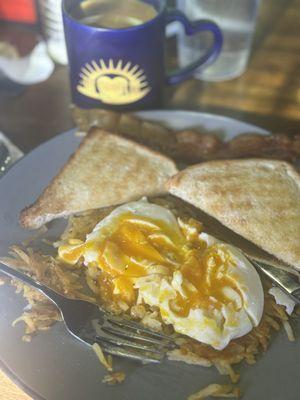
xmin=59 ymin=199 xmax=264 ymax=350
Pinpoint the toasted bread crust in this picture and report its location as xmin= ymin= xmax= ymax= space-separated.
xmin=167 ymin=159 xmax=300 ymax=269
xmin=20 ymin=129 xmax=178 ymax=229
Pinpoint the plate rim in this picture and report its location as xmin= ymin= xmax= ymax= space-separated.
xmin=0 ymin=109 xmax=270 ymax=187
xmin=0 ymin=109 xmax=269 ymax=400
xmin=0 ymin=358 xmax=46 ymax=400
xmin=136 ymin=109 xmax=269 ymax=135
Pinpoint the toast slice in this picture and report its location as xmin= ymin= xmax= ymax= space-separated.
xmin=20 ymin=129 xmax=178 ymax=229
xmin=167 ymin=159 xmax=300 ymax=269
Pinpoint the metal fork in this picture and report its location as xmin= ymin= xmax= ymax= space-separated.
xmin=0 ymin=263 xmax=176 ymax=363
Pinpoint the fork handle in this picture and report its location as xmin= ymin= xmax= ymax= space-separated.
xmin=0 ymin=262 xmax=67 ymax=308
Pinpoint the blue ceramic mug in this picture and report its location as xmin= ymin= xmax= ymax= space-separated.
xmin=63 ymin=0 xmax=223 ymax=110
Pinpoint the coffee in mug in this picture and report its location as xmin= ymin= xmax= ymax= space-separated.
xmin=72 ymin=0 xmax=157 ymax=29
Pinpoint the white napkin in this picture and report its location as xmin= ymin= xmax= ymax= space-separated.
xmin=0 ymin=42 xmax=55 ymax=85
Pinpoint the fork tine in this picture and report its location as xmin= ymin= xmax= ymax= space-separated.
xmin=96 ymin=326 xmax=166 ymax=354
xmin=103 ymin=319 xmax=175 ymax=348
xmin=98 ymin=340 xmax=164 ymax=363
xmin=106 ymin=315 xmax=175 ymax=342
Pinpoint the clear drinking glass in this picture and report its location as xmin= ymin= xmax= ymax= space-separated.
xmin=176 ymin=0 xmax=261 ymax=81
xmin=39 ymin=0 xmax=68 ymax=65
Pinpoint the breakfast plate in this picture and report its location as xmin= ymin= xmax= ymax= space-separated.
xmin=0 ymin=110 xmax=299 ymax=400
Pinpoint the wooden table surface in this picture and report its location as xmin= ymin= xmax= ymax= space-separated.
xmin=0 ymin=0 xmax=300 ymax=398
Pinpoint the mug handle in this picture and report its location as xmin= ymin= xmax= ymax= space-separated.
xmin=165 ymin=9 xmax=223 ymax=85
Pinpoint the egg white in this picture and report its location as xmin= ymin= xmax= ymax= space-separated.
xmin=269 ymin=287 xmax=295 ymax=315
xmin=86 ymin=199 xmax=183 ymax=242
xmin=135 ymin=231 xmax=264 ymax=350
xmin=66 ymin=200 xmax=265 ymax=350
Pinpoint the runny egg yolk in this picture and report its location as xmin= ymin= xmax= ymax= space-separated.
xmin=58 ymin=209 xmax=243 ymax=315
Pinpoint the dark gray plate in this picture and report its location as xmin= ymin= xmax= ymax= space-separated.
xmin=0 ymin=111 xmax=299 ymax=400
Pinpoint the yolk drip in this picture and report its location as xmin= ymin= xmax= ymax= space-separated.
xmin=58 ymin=213 xmax=242 ymax=314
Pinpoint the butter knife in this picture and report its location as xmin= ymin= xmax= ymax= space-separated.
xmin=251 ymin=260 xmax=300 ymax=304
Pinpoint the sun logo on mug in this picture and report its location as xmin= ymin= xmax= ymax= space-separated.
xmin=77 ymin=59 xmax=151 ymax=105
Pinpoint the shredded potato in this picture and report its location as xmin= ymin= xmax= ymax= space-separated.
xmin=0 ymin=244 xmax=96 ymax=341
xmin=0 ymin=196 xmax=297 ymax=392
xmin=92 ymin=343 xmax=113 ymax=372
xmin=283 ymin=320 xmax=295 ymax=341
xmin=0 ymin=276 xmax=7 ymax=285
xmin=187 ymin=383 xmax=240 ymax=399
xmin=102 ymin=371 xmax=126 ymax=385
xmin=93 ymin=343 xmax=125 ymax=386
xmin=215 ymin=363 xmax=240 ymax=384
